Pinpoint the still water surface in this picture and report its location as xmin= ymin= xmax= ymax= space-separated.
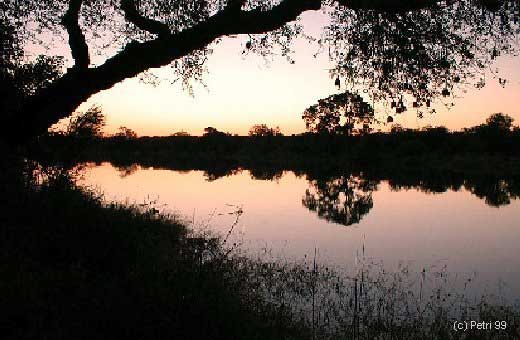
xmin=78 ymin=163 xmax=520 ymax=301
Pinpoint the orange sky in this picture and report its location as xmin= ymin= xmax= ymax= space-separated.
xmin=67 ymin=11 xmax=520 ymax=136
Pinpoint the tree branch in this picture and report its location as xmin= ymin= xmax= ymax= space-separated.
xmin=11 ymin=0 xmax=323 ymax=143
xmin=98 ymin=0 xmax=322 ymax=78
xmin=230 ymin=0 xmax=322 ymax=34
xmin=120 ymin=0 xmax=171 ymax=37
xmin=62 ymin=0 xmax=90 ymax=69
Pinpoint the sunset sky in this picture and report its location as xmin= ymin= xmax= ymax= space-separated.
xmin=67 ymin=11 xmax=520 ymax=136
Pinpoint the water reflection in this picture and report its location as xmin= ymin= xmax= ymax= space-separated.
xmin=100 ymin=162 xmax=520 ymax=227
xmin=386 ymin=174 xmax=520 ymax=208
xmin=76 ymin=161 xmax=520 ymax=300
xmin=301 ymin=172 xmax=520 ymax=226
xmin=302 ymin=175 xmax=377 ymax=226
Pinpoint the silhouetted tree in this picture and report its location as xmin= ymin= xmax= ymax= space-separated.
xmin=248 ymin=124 xmax=283 ymax=137
xmin=171 ymin=131 xmax=191 ymax=137
xmin=485 ymin=113 xmax=514 ymax=132
xmin=465 ymin=113 xmax=515 ymax=137
xmin=203 ymin=126 xmax=229 ymax=137
xmin=114 ymin=126 xmax=138 ymax=139
xmin=66 ymin=105 xmax=106 ymax=138
xmin=1 ymin=0 xmax=518 ymax=144
xmin=303 ymin=92 xmax=375 ymax=135
xmin=422 ymin=125 xmax=449 ymax=134
xmin=390 ymin=123 xmax=405 ymax=134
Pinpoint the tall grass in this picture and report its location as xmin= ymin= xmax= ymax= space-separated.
xmin=219 ymin=245 xmax=520 ymax=340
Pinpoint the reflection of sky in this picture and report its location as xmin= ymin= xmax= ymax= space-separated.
xmin=47 ymin=11 xmax=520 ymax=136
xmin=79 ymin=164 xmax=520 ymax=300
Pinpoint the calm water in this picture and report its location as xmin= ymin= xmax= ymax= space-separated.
xmin=78 ymin=162 xmax=520 ymax=301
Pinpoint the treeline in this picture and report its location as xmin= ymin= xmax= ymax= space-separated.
xmin=35 ymin=113 xmax=519 ymax=174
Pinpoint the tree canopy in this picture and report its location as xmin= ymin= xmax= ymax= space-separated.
xmin=203 ymin=126 xmax=230 ymax=136
xmin=303 ymin=92 xmax=375 ymax=135
xmin=114 ymin=126 xmax=138 ymax=139
xmin=248 ymin=124 xmax=283 ymax=136
xmin=1 ymin=0 xmax=519 ymax=144
xmin=66 ymin=105 xmax=106 ymax=138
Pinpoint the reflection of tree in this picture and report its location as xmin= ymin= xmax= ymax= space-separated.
xmin=465 ymin=178 xmax=520 ymax=207
xmin=249 ymin=168 xmax=283 ymax=181
xmin=303 ymin=172 xmax=520 ymax=226
xmin=388 ymin=174 xmax=465 ymax=194
xmin=388 ymin=174 xmax=520 ymax=207
xmin=302 ymin=175 xmax=378 ymax=226
xmin=117 ymin=164 xmax=140 ymax=178
xmin=204 ymin=167 xmax=241 ymax=181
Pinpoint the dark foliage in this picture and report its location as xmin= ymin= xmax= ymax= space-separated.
xmin=303 ymin=92 xmax=374 ymax=135
xmin=249 ymin=124 xmax=283 ymax=137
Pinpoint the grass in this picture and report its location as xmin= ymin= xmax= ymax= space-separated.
xmin=1 ymin=150 xmax=519 ymax=339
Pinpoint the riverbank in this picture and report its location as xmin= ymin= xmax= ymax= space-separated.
xmin=0 ymin=155 xmax=309 ymax=340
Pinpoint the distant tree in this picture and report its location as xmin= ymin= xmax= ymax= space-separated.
xmin=422 ymin=125 xmax=449 ymax=134
xmin=203 ymin=127 xmax=229 ymax=137
xmin=248 ymin=124 xmax=283 ymax=137
xmin=303 ymin=92 xmax=374 ymax=135
xmin=114 ymin=126 xmax=138 ymax=139
xmin=485 ymin=113 xmax=514 ymax=132
xmin=466 ymin=113 xmax=515 ymax=135
xmin=66 ymin=105 xmax=106 ymax=138
xmin=171 ymin=131 xmax=191 ymax=137
xmin=203 ymin=127 xmax=218 ymax=136
xmin=390 ymin=123 xmax=405 ymax=134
